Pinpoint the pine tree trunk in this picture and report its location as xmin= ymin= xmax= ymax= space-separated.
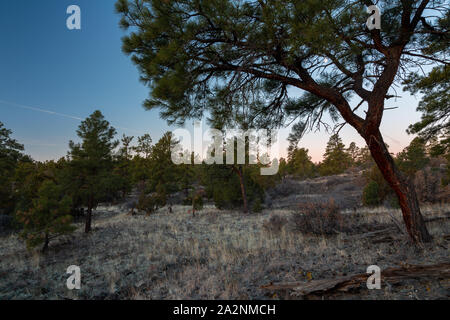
xmin=234 ymin=165 xmax=249 ymax=213
xmin=191 ymin=190 xmax=195 ymax=217
xmin=85 ymin=197 xmax=93 ymax=233
xmin=42 ymin=233 xmax=49 ymax=253
xmin=364 ymin=131 xmax=432 ymax=243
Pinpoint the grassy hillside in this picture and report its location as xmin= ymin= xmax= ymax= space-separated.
xmin=1 ymin=201 xmax=448 ymax=300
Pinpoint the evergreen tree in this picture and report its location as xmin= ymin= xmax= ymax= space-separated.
xmin=130 ymin=157 xmax=150 ymax=192
xmin=148 ymin=132 xmax=180 ymax=195
xmin=362 ymin=164 xmax=395 ymax=207
xmin=129 ymin=133 xmax=154 ymax=192
xmin=0 ymin=122 xmax=24 ymax=160
xmin=405 ymin=65 xmax=449 ymax=150
xmin=13 ymin=161 xmax=43 ymax=214
xmin=362 ymin=180 xmax=382 ymax=207
xmin=179 ymin=151 xmax=197 ymax=199
xmin=277 ymin=157 xmax=288 ymax=179
xmin=0 ymin=122 xmax=26 ymax=215
xmin=287 ymin=147 xmax=315 ymax=179
xmin=356 ymin=146 xmax=373 ymax=168
xmin=114 ymin=134 xmax=135 ymax=198
xmin=404 ymin=64 xmax=449 ymax=185
xmin=115 ymin=0 xmax=447 ymax=242
xmin=319 ymin=134 xmax=352 ymax=176
xmin=346 ymin=142 xmax=360 ymax=166
xmin=68 ymin=110 xmax=119 ymax=233
xmin=136 ymin=132 xmax=183 ymax=214
xmin=202 ymin=136 xmax=267 ymax=213
xmin=118 ymin=134 xmax=134 ymax=160
xmin=132 ymin=133 xmax=153 ymax=159
xmin=16 ymin=179 xmax=74 ymax=252
xmin=397 ymin=137 xmax=429 ymax=177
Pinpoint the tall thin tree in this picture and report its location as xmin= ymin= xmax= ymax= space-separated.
xmin=68 ymin=111 xmax=118 ymax=233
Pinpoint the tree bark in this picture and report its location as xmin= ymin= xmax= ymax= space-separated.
xmin=234 ymin=165 xmax=249 ymax=213
xmin=85 ymin=197 xmax=93 ymax=233
xmin=364 ymin=130 xmax=432 ymax=243
xmin=42 ymin=233 xmax=49 ymax=253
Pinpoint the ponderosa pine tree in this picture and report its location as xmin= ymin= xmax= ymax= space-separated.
xmin=347 ymin=142 xmax=360 ymax=166
xmin=68 ymin=111 xmax=119 ymax=233
xmin=404 ymin=63 xmax=449 ymax=184
xmin=202 ymin=135 xmax=268 ymax=213
xmin=16 ymin=179 xmax=74 ymax=252
xmin=319 ymin=134 xmax=352 ymax=175
xmin=356 ymin=146 xmax=374 ymax=167
xmin=397 ymin=137 xmax=429 ymax=177
xmin=132 ymin=133 xmax=153 ymax=159
xmin=135 ymin=132 xmax=185 ymax=214
xmin=362 ymin=163 xmax=393 ymax=206
xmin=115 ymin=134 xmax=135 ymax=198
xmin=130 ymin=133 xmax=154 ymax=192
xmin=209 ymin=134 xmax=250 ymax=213
xmin=147 ymin=132 xmax=181 ymax=198
xmin=287 ymin=147 xmax=315 ymax=178
xmin=116 ymin=0 xmax=449 ymax=243
xmin=228 ymin=136 xmax=250 ymax=213
xmin=0 ymin=122 xmax=26 ymax=214
xmin=277 ymin=157 xmax=289 ymax=179
xmin=118 ymin=134 xmax=134 ymax=160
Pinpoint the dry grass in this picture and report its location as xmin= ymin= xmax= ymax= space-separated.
xmin=0 ymin=203 xmax=449 ymax=300
xmin=292 ymin=200 xmax=347 ymax=235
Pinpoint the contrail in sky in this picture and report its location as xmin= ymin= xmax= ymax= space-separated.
xmin=0 ymin=99 xmax=84 ymax=121
xmin=0 ymin=99 xmax=144 ymax=134
xmin=0 ymin=99 xmax=403 ymax=146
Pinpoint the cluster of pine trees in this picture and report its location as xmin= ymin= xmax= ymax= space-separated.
xmin=0 ymin=111 xmax=189 ymax=251
xmin=2 ymin=108 xmax=448 ymax=252
xmin=363 ymin=136 xmax=449 ymax=207
xmin=279 ymin=132 xmax=449 ymax=208
xmin=0 ymin=111 xmax=282 ymax=251
xmin=278 ymin=134 xmax=373 ymax=179
xmin=113 ymin=0 xmax=450 ymax=244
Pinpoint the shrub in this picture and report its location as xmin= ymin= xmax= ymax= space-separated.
xmin=183 ymin=189 xmax=204 ymax=216
xmin=183 ymin=191 xmax=204 ymax=210
xmin=137 ymin=192 xmax=166 ymax=215
xmin=182 ymin=196 xmax=191 ymax=206
xmin=362 ymin=165 xmax=394 ymax=204
xmin=263 ymin=214 xmax=287 ymax=233
xmin=291 ymin=200 xmax=346 ymax=235
xmin=268 ymin=178 xmax=299 ymax=197
xmin=252 ymin=198 xmax=263 ymax=213
xmin=362 ymin=181 xmax=382 ymax=206
xmin=192 ymin=193 xmax=204 ymax=212
xmin=0 ymin=214 xmax=13 ymax=233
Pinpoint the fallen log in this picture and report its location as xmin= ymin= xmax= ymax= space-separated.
xmin=261 ymin=262 xmax=450 ymax=298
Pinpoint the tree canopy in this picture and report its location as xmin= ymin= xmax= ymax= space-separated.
xmin=319 ymin=134 xmax=352 ymax=175
xmin=116 ymin=0 xmax=449 ymax=243
xmin=116 ymin=0 xmax=448 ymax=132
xmin=68 ymin=110 xmax=119 ymax=233
xmin=0 ymin=122 xmax=27 ymax=215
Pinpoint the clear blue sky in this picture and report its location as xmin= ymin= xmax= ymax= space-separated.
xmin=0 ymin=0 xmax=423 ymax=162
xmin=0 ymin=0 xmax=172 ymax=161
